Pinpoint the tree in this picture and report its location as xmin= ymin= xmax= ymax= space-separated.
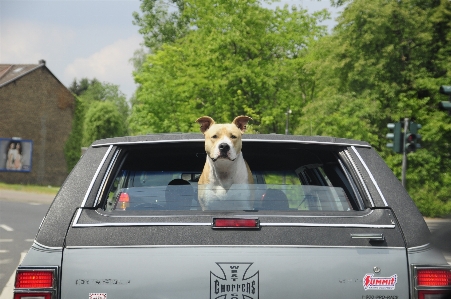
xmin=68 ymin=78 xmax=100 ymax=96
xmin=65 ymin=79 xmax=131 ymax=171
xmin=298 ymin=0 xmax=451 ymax=216
xmin=132 ymin=0 xmax=189 ymax=52
xmin=82 ymin=101 xmax=127 ymax=146
xmin=129 ymin=0 xmax=328 ymax=134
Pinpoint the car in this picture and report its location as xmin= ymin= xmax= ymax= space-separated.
xmin=13 ymin=133 xmax=451 ymax=299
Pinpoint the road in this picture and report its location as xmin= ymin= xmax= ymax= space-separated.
xmin=0 ymin=190 xmax=449 ymax=298
xmin=0 ymin=190 xmax=53 ymax=299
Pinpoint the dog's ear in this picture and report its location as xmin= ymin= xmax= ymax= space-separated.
xmin=196 ymin=116 xmax=215 ymax=134
xmin=232 ymin=116 xmax=252 ymax=133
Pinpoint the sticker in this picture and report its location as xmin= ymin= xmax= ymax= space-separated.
xmin=89 ymin=293 xmax=107 ymax=299
xmin=363 ymin=274 xmax=397 ymax=291
xmin=210 ymin=262 xmax=259 ymax=299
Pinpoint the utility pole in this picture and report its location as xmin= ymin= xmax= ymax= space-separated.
xmin=401 ymin=118 xmax=409 ymax=187
xmin=285 ymin=108 xmax=292 ymax=135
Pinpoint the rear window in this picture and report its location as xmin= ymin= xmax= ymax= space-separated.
xmin=100 ymin=141 xmax=367 ymax=214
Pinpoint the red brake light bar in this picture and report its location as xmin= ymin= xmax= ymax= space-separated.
xmin=15 ymin=271 xmax=53 ymax=288
xmin=212 ymin=218 xmax=259 ymax=228
xmin=417 ymin=269 xmax=451 ymax=286
xmin=414 ymin=266 xmax=451 ymax=299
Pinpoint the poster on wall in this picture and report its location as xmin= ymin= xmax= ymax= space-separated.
xmin=0 ymin=138 xmax=33 ymax=172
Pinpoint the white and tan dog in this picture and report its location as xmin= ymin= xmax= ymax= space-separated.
xmin=196 ymin=116 xmax=254 ymax=210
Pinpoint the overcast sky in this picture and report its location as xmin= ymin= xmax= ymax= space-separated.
xmin=0 ymin=0 xmax=340 ymax=100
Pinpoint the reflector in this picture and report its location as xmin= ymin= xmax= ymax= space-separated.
xmin=213 ymin=218 xmax=259 ymax=228
xmin=417 ymin=269 xmax=451 ymax=286
xmin=15 ymin=271 xmax=53 ymax=288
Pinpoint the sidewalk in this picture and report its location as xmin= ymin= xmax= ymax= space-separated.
xmin=0 ymin=189 xmax=55 ymax=204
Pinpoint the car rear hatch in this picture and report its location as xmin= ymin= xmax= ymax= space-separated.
xmin=60 ymin=139 xmax=411 ymax=298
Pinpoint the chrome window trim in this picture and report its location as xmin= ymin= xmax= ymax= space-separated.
xmin=92 ymin=138 xmax=372 ymax=148
xmin=64 ymin=244 xmax=405 ymax=249
xmin=95 ymin=210 xmax=375 ymax=219
xmin=343 ymin=149 xmax=374 ymax=207
xmin=93 ymin=148 xmax=121 ymax=207
xmin=72 ymin=221 xmax=394 ymax=229
xmin=72 ymin=145 xmax=113 ymax=225
xmin=351 ymin=146 xmax=388 ymax=206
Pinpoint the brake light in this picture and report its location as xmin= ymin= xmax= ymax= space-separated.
xmin=15 ymin=271 xmax=53 ymax=288
xmin=212 ymin=218 xmax=259 ymax=228
xmin=418 ymin=269 xmax=451 ymax=286
xmin=414 ymin=266 xmax=451 ymax=299
xmin=14 ymin=267 xmax=58 ymax=299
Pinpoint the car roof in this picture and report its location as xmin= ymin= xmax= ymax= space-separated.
xmin=91 ymin=133 xmax=372 ymax=148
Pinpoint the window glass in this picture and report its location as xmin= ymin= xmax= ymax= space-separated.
xmin=101 ymin=143 xmax=364 ymax=214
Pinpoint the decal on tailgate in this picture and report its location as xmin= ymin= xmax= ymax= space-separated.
xmin=363 ymin=274 xmax=397 ymax=291
xmin=210 ymin=262 xmax=259 ymax=299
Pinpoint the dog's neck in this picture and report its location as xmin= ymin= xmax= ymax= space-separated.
xmin=207 ymin=152 xmax=245 ymax=190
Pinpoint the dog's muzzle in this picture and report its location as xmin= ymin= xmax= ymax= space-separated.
xmin=211 ymin=143 xmax=235 ymax=162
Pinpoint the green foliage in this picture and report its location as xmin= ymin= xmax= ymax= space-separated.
xmin=82 ymin=101 xmax=127 ymax=146
xmin=130 ymin=0 xmax=328 ymax=134
xmin=64 ymin=96 xmax=85 ymax=172
xmin=302 ymin=0 xmax=451 ymax=216
xmin=65 ymin=79 xmax=131 ymax=171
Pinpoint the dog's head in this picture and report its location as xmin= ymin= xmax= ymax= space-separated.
xmin=196 ymin=115 xmax=252 ymax=161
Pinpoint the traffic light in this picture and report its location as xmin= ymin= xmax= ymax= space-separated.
xmin=405 ymin=121 xmax=421 ymax=152
xmin=439 ymin=85 xmax=451 ymax=114
xmin=386 ymin=122 xmax=402 ymax=153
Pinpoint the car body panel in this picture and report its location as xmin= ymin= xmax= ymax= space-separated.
xmin=61 ymin=246 xmax=409 ymax=298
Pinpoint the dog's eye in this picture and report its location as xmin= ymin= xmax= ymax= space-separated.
xmin=212 ymin=135 xmax=218 ymax=139
xmin=231 ymin=135 xmax=237 ymax=139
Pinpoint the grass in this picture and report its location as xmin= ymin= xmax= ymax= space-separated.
xmin=0 ymin=182 xmax=60 ymax=195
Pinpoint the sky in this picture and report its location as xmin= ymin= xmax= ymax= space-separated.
xmin=0 ymin=0 xmax=340 ymax=100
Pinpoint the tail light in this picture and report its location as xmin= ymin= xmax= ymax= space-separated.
xmin=212 ymin=218 xmax=260 ymax=229
xmin=14 ymin=267 xmax=58 ymax=299
xmin=413 ymin=265 xmax=451 ymax=299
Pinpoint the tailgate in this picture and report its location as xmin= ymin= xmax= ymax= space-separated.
xmin=62 ymin=247 xmax=408 ymax=298
xmin=61 ymin=209 xmax=409 ymax=298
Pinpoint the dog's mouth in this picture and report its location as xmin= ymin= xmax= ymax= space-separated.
xmin=211 ymin=154 xmax=236 ymax=162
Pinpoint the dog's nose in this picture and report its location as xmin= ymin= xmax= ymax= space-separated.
xmin=219 ymin=143 xmax=230 ymax=152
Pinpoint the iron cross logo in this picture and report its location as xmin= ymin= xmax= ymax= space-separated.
xmin=210 ymin=262 xmax=259 ymax=299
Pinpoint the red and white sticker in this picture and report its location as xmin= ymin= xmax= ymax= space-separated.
xmin=89 ymin=293 xmax=107 ymax=299
xmin=363 ymin=274 xmax=397 ymax=291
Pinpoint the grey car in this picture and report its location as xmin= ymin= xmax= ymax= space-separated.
xmin=13 ymin=134 xmax=451 ymax=299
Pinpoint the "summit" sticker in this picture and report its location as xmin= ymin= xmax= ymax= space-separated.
xmin=363 ymin=274 xmax=397 ymax=291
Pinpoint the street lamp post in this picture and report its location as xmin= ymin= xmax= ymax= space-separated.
xmin=285 ymin=108 xmax=292 ymax=135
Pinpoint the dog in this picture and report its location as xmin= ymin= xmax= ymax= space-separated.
xmin=196 ymin=115 xmax=254 ymax=210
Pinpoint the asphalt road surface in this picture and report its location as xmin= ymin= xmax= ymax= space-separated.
xmin=0 ymin=190 xmax=449 ymax=298
xmin=0 ymin=190 xmax=53 ymax=299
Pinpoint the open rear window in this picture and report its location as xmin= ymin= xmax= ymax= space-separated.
xmin=100 ymin=141 xmax=367 ymax=214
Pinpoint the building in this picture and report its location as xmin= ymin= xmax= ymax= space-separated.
xmin=0 ymin=60 xmax=75 ymax=186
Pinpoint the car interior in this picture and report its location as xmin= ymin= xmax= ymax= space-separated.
xmin=102 ymin=141 xmax=366 ymax=213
